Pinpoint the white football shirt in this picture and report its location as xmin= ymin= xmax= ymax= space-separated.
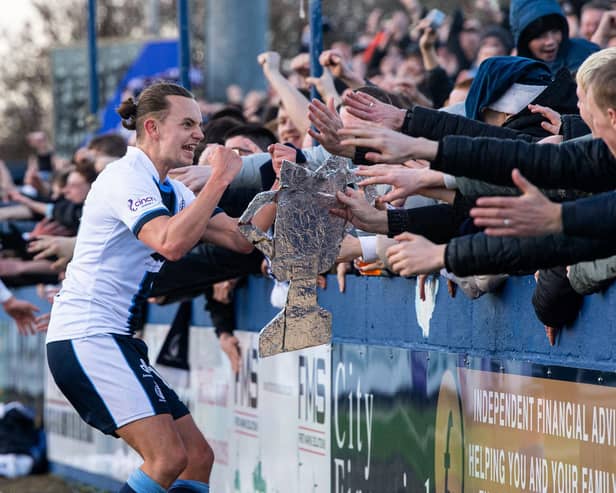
xmin=46 ymin=146 xmax=204 ymax=342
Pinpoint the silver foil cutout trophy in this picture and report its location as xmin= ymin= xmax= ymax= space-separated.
xmin=238 ymin=156 xmax=358 ymax=357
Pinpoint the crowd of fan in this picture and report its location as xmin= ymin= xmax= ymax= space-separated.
xmin=2 ymin=0 xmax=616 ymax=363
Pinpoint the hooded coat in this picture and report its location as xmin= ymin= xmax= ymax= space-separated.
xmin=402 ymin=62 xmax=580 ymax=142
xmin=509 ymin=0 xmax=599 ymax=73
xmin=464 ymin=56 xmax=553 ymax=121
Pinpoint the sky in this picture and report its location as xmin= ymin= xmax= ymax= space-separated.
xmin=0 ymin=0 xmax=36 ymax=40
xmin=1 ymin=0 xmax=34 ymax=26
xmin=0 ymin=0 xmax=47 ymax=58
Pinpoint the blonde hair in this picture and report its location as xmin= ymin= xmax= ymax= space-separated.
xmin=575 ymin=47 xmax=616 ymax=91
xmin=589 ymin=59 xmax=616 ymax=110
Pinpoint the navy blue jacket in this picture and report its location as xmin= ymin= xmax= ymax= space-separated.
xmin=464 ymin=56 xmax=552 ymax=121
xmin=509 ymin=0 xmax=598 ymax=73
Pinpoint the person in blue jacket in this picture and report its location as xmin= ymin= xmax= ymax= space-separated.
xmin=509 ymin=0 xmax=599 ymax=73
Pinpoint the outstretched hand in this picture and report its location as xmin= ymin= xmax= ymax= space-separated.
xmin=33 ymin=312 xmax=51 ymax=334
xmin=3 ymin=297 xmax=41 ymax=335
xmin=168 ymin=165 xmax=212 ymax=193
xmin=342 ymin=91 xmax=406 ymax=130
xmin=30 ymin=218 xmax=72 ymax=238
xmin=528 ymin=104 xmax=561 ymax=135
xmin=7 ymin=189 xmax=30 ymax=205
xmin=28 ymin=235 xmax=76 ymax=271
xmin=386 ymin=233 xmax=446 ymax=276
xmin=355 ymin=164 xmax=444 ymax=203
xmin=338 ymin=125 xmax=438 ymax=163
xmin=336 ymin=235 xmax=362 ymax=264
xmin=470 ymin=169 xmax=563 ymax=237
xmin=307 ymin=99 xmax=354 ymax=158
xmin=330 ymin=187 xmax=388 ymax=234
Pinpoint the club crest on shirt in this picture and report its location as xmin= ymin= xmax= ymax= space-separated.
xmin=128 ymin=196 xmax=156 ymax=212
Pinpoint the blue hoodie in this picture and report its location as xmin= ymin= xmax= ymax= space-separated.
xmin=465 ymin=56 xmax=553 ymax=121
xmin=509 ymin=0 xmax=598 ymax=73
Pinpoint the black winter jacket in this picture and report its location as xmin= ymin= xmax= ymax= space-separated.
xmin=403 ymin=106 xmax=537 ymax=142
xmin=445 ymin=233 xmax=616 ymax=277
xmin=387 ymin=203 xmax=465 ymax=243
xmin=562 ymin=191 xmax=616 ymax=239
xmin=432 ymin=137 xmax=616 ymax=193
xmin=432 ymin=136 xmax=616 ymax=277
xmin=561 ymin=115 xmax=591 ymax=141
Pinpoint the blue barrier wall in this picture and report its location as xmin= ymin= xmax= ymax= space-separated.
xmin=236 ymin=275 xmax=616 ymax=373
xmin=7 ymin=274 xmax=612 ymax=371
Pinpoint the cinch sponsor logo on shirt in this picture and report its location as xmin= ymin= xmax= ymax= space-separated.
xmin=128 ymin=196 xmax=155 ymax=212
